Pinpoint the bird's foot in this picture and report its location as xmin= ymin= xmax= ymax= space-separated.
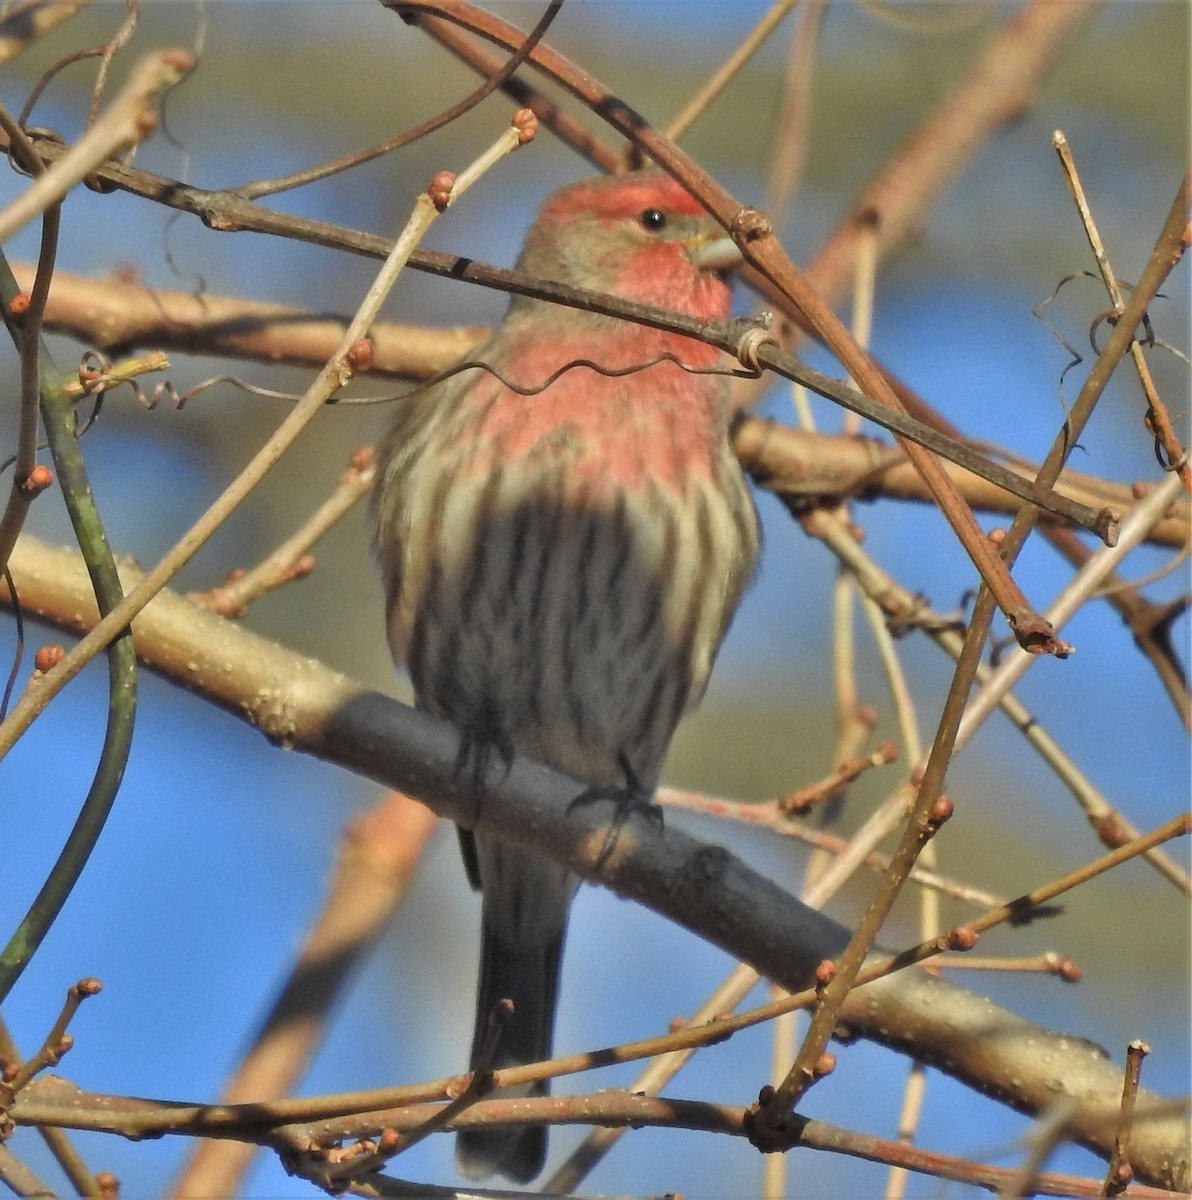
xmin=568 ymin=754 xmax=661 ymax=869
xmin=453 ymin=707 xmax=516 ymax=891
xmin=453 ymin=704 xmax=516 ymax=802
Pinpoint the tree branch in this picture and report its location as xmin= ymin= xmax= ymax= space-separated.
xmin=2 ymin=535 xmax=1187 ymax=1190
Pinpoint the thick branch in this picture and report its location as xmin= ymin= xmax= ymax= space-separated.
xmin=2 ymin=535 xmax=1187 ymax=1190
xmin=8 ymin=261 xmax=486 ymax=381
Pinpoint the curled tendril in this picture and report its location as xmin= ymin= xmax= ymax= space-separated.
xmin=73 ymin=351 xmax=302 ymax=412
xmin=326 ymin=349 xmax=761 ymax=409
xmin=1149 ymin=425 xmax=1189 ymax=473
xmin=118 ymin=353 xmax=756 ymax=412
xmin=0 ymin=345 xmax=759 ymax=477
xmin=1033 ymin=271 xmax=1094 ymax=411
xmin=1037 ymin=272 xmax=1190 ymax=475
xmin=17 ymin=0 xmax=139 ymax=131
xmin=44 ymin=353 xmax=755 ymax=416
xmin=1089 ymin=306 xmax=1155 ymax=356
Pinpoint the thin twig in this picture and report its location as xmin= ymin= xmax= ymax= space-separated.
xmin=0 ymin=48 xmax=193 ymax=243
xmin=731 ymin=419 xmax=1187 ymax=550
xmin=0 ymin=240 xmax=139 ymax=1005
xmin=1045 ymin=524 xmax=1190 ymax=729
xmin=8 ymin=1078 xmax=1183 ymax=1200
xmin=236 ymin=1 xmax=562 ymax=200
xmin=411 ymin=12 xmax=621 ymax=173
xmin=0 ymin=100 xmax=59 ymax=578
xmin=192 ymin=449 xmax=376 ymax=618
xmin=6 ymin=979 xmax=101 ymax=1094
xmin=953 ymin=473 xmax=1188 ymax=756
xmin=8 ymin=818 xmax=1187 ymax=1175
xmin=1103 ymin=1040 xmax=1150 ymax=1196
xmin=665 ymin=1 xmax=799 ymax=143
xmin=1053 ymin=131 xmax=1190 ymax=495
xmin=790 ymin=505 xmax=1191 ymax=893
xmin=0 ymin=134 xmax=1120 ymax=542
xmin=6 ymin=260 xmax=487 ymax=380
xmin=388 ymin=0 xmax=1073 ymax=657
xmin=762 ymin=172 xmax=1190 ymax=1124
xmin=934 ymin=953 xmax=1081 ymax=980
xmin=0 ymin=1012 xmax=103 ymax=1198
xmin=659 ymin=787 xmax=1007 ymax=909
xmin=2 ymin=535 xmax=1187 ymax=1185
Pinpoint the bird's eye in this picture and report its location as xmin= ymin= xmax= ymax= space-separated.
xmin=639 ymin=208 xmax=668 ymax=232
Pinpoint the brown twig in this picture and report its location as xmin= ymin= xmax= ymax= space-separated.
xmin=9 ymin=1076 xmax=1180 ymax=1199
xmin=1045 ymin=524 xmax=1190 ymax=729
xmin=954 ymin=475 xmax=1190 ymax=761
xmin=779 ymin=740 xmax=898 ymax=815
xmin=932 ymin=953 xmax=1081 ymax=981
xmin=7 ymin=261 xmax=487 ymax=379
xmin=733 ymin=419 xmax=1187 ymax=550
xmin=6 ymin=255 xmax=1167 ymax=551
xmin=4 ymin=979 xmax=101 ymax=1095
xmin=1104 ymin=1040 xmax=1151 ymax=1197
xmin=0 ymin=1012 xmax=103 ymax=1199
xmin=859 ymin=814 xmax=1189 ymax=985
xmin=0 ymin=133 xmax=1118 ymax=542
xmin=1053 ymin=131 xmax=1190 ymax=496
xmin=235 ymin=0 xmax=562 ymax=200
xmin=411 ymin=13 xmax=621 ymax=172
xmin=0 ymin=100 xmax=60 ymax=580
xmin=763 ymin=171 xmax=1190 ymax=1126
xmin=659 ymin=786 xmax=1008 ymax=909
xmin=192 ymin=448 xmax=377 ymax=618
xmin=802 ymin=502 xmax=1191 ymax=893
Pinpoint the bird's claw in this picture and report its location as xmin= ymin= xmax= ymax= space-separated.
xmin=568 ymin=777 xmax=662 ymax=870
xmin=453 ymin=704 xmax=516 ymax=802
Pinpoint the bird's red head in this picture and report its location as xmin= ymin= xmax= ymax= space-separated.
xmin=515 ymin=170 xmax=737 ymax=322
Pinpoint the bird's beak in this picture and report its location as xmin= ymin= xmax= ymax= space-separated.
xmin=689 ymin=234 xmax=743 ymax=272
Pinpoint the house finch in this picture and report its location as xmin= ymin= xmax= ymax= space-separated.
xmin=374 ymin=169 xmax=759 ymax=1182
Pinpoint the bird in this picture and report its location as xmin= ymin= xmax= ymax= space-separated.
xmin=373 ymin=168 xmax=760 ymax=1183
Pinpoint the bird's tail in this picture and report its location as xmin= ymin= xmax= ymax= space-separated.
xmin=455 ymin=915 xmax=566 ymax=1183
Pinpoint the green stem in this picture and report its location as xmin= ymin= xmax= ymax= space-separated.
xmin=0 ymin=252 xmax=138 ymax=1005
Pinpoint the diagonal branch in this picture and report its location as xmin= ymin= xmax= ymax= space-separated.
xmin=1 ymin=534 xmax=1188 ymax=1190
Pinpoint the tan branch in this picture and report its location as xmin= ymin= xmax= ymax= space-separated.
xmin=734 ymin=418 xmax=1189 ymax=550
xmin=2 ymin=535 xmax=1188 ymax=1189
xmin=8 ymin=262 xmax=485 ymax=380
